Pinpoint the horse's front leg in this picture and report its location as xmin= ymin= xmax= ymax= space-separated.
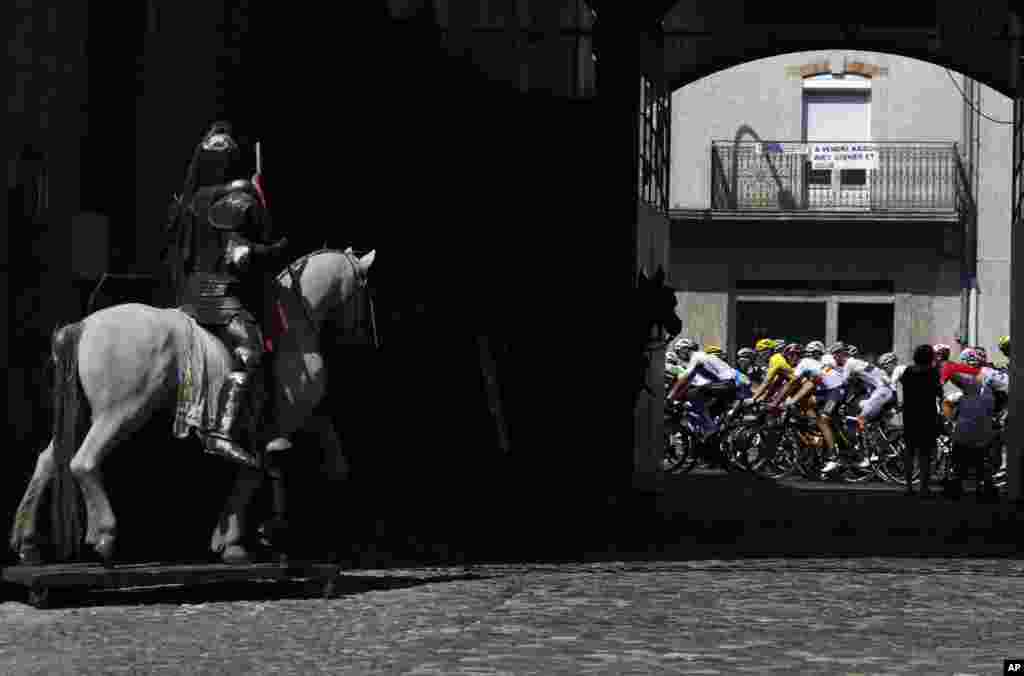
xmin=10 ymin=440 xmax=58 ymax=564
xmin=258 ymin=441 xmax=293 ymax=555
xmin=210 ymin=465 xmax=265 ymax=562
xmin=308 ymin=414 xmax=349 ymax=483
xmin=256 ymin=415 xmax=347 ymax=557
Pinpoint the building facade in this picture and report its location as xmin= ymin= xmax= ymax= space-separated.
xmin=669 ymin=51 xmax=1013 ymax=363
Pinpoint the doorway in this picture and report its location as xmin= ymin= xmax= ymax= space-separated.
xmin=837 ymin=302 xmax=895 ymax=362
xmin=802 ymin=76 xmax=872 ymax=209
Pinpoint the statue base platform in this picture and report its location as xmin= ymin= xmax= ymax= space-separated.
xmin=2 ymin=559 xmax=341 ymax=608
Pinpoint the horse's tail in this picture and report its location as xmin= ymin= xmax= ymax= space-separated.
xmin=50 ymin=321 xmax=87 ymax=561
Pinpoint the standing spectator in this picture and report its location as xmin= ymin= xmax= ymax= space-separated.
xmin=945 ymin=369 xmax=997 ymax=500
xmin=996 ymin=335 xmax=1010 ymax=367
xmin=939 ymin=348 xmax=983 ymax=420
xmin=897 ymin=344 xmax=943 ymax=497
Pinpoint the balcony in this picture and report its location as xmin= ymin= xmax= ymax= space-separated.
xmin=673 ymin=141 xmax=965 ymax=223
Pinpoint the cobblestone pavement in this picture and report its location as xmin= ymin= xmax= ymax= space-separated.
xmin=1 ymin=558 xmax=1021 ymax=675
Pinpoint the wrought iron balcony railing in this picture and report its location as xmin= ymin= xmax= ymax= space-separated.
xmin=710 ymin=141 xmax=961 ymax=214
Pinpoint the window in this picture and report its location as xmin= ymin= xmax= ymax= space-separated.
xmin=803 ymin=91 xmax=871 ymax=142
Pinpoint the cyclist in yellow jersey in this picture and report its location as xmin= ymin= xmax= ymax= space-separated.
xmin=751 ymin=341 xmax=798 ymax=405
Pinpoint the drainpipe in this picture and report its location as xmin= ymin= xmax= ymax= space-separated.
xmin=968 ymin=285 xmax=979 ymax=345
xmin=958 ymin=75 xmax=980 ymax=349
xmin=959 ymin=261 xmax=970 ymax=349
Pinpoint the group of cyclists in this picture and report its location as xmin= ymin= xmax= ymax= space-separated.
xmin=664 ymin=333 xmax=1011 ymax=477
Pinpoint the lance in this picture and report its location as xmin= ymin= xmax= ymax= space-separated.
xmin=253 ymin=141 xmax=268 ymax=209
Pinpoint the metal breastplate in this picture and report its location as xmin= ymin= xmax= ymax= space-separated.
xmin=186 ymin=193 xmax=237 ymax=279
xmin=181 ymin=197 xmax=246 ymax=324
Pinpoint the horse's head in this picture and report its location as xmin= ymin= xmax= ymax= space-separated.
xmin=638 ymin=265 xmax=681 ymax=341
xmin=275 ymin=248 xmax=379 ymax=348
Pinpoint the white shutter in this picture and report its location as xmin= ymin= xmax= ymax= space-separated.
xmin=803 ymin=93 xmax=870 ymax=142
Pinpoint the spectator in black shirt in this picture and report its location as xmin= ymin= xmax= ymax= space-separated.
xmin=898 ymin=344 xmax=943 ymax=497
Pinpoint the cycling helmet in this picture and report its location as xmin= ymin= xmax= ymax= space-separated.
xmin=847 ymin=345 xmax=859 ymax=357
xmin=782 ymin=343 xmax=803 ymax=363
xmin=755 ymin=338 xmax=775 ymax=353
xmin=737 ymin=347 xmax=756 ymax=361
xmin=674 ymin=338 xmax=699 ymax=354
xmin=973 ymin=346 xmax=989 ymax=364
xmin=828 ymin=341 xmax=848 ymax=356
xmin=933 ymin=343 xmax=951 ymax=361
xmin=805 ymin=340 xmax=826 ymax=357
xmin=878 ymin=352 xmax=898 ymax=370
xmin=960 ymin=348 xmax=981 ymax=367
xmin=705 ymin=345 xmax=723 ymax=356
xmin=997 ymin=335 xmax=1010 ymax=355
xmin=665 ymin=351 xmax=680 ymax=366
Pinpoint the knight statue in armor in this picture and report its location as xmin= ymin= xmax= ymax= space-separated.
xmin=165 ymin=121 xmax=288 ymax=467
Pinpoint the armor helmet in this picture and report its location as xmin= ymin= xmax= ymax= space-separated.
xmin=183 ymin=121 xmax=243 ymax=194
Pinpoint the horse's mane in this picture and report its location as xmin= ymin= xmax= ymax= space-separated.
xmin=276 ymin=247 xmax=357 ymax=284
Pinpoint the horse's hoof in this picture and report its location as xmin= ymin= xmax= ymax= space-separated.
xmin=94 ymin=534 xmax=116 ymax=564
xmin=222 ymin=545 xmax=251 ymax=564
xmin=18 ymin=544 xmax=43 ymax=566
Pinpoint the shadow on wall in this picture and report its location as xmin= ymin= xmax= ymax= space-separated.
xmin=729 ymin=125 xmax=799 ymax=210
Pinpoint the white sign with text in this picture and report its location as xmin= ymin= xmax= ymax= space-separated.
xmin=811 ymin=143 xmax=878 ymax=170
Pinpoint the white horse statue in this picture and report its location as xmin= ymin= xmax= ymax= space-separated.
xmin=10 ymin=248 xmax=376 ymax=565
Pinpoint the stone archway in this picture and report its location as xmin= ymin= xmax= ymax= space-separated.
xmin=652 ymin=2 xmax=1022 ymax=499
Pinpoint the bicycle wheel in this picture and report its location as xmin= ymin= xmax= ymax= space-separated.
xmin=750 ymin=424 xmax=797 ymax=479
xmin=861 ymin=424 xmax=898 ymax=482
xmin=871 ymin=433 xmax=907 ymax=484
xmin=790 ymin=427 xmax=826 ymax=479
xmin=833 ymin=428 xmax=880 ymax=484
xmin=662 ymin=421 xmax=697 ymax=474
xmin=724 ymin=419 xmax=765 ymax=473
xmin=874 ymin=434 xmax=926 ymax=486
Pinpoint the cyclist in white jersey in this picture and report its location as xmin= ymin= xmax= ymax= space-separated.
xmin=878 ymin=351 xmax=904 ymax=401
xmin=830 ymin=342 xmax=895 ymax=433
xmin=668 ymin=338 xmax=739 ymax=440
xmin=780 ymin=341 xmax=846 ymax=468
